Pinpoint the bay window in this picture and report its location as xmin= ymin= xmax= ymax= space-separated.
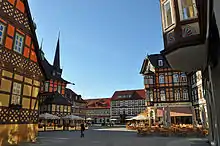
xmin=178 ymin=0 xmax=197 ymax=21
xmin=163 ymin=0 xmax=174 ymax=28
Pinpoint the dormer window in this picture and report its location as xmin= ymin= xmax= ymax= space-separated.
xmin=158 ymin=60 xmax=163 ymax=66
xmin=52 ymin=71 xmax=56 ymax=76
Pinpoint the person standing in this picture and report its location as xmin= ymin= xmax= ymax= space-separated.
xmin=80 ymin=123 xmax=85 ymax=138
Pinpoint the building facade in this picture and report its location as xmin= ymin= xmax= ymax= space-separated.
xmin=0 ymin=0 xmax=45 ymax=144
xmin=38 ymin=38 xmax=72 ymax=118
xmin=110 ymin=89 xmax=146 ymax=124
xmin=140 ymin=54 xmax=193 ymax=125
xmin=65 ymin=88 xmax=87 ymax=119
xmin=189 ymin=71 xmax=208 ymax=127
xmin=86 ymin=98 xmax=110 ymax=124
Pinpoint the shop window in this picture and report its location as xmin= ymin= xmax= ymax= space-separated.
xmin=178 ymin=0 xmax=198 ymax=21
xmin=13 ymin=33 xmax=24 ymax=54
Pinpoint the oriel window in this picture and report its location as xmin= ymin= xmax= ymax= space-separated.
xmin=163 ymin=0 xmax=174 ymax=28
xmin=178 ymin=0 xmax=197 ymax=20
xmin=0 ymin=23 xmax=6 ymax=44
xmin=13 ymin=33 xmax=24 ymax=54
xmin=11 ymin=82 xmax=22 ymax=105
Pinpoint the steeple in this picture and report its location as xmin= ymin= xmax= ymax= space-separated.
xmin=53 ymin=32 xmax=60 ymax=69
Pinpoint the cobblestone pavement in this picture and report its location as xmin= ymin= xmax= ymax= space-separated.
xmin=23 ymin=127 xmax=210 ymax=146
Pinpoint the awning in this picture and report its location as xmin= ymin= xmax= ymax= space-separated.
xmin=157 ymin=107 xmax=192 ymax=117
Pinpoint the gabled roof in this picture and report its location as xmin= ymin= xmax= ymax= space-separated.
xmin=23 ymin=1 xmax=47 ymax=79
xmin=140 ymin=54 xmax=170 ymax=74
xmin=40 ymin=92 xmax=72 ymax=106
xmin=40 ymin=56 xmax=70 ymax=83
xmin=111 ymin=89 xmax=145 ymax=101
xmin=86 ymin=98 xmax=111 ymax=109
xmin=148 ymin=54 xmax=170 ymax=68
xmin=65 ymin=88 xmax=86 ymax=103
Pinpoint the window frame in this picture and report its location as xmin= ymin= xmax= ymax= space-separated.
xmin=178 ymin=0 xmax=198 ymax=21
xmin=11 ymin=82 xmax=22 ymax=106
xmin=173 ymin=73 xmax=179 ymax=83
xmin=13 ymin=32 xmax=24 ymax=54
xmin=158 ymin=60 xmax=163 ymax=67
xmin=159 ymin=74 xmax=165 ymax=84
xmin=0 ymin=23 xmax=6 ymax=45
xmin=183 ymin=89 xmax=189 ymax=100
xmin=160 ymin=90 xmax=166 ymax=101
xmin=57 ymin=85 xmax=61 ymax=93
xmin=174 ymin=89 xmax=181 ymax=101
xmin=162 ymin=0 xmax=175 ymax=28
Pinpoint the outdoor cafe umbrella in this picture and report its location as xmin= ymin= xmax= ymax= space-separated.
xmin=62 ymin=115 xmax=84 ymax=120
xmin=132 ymin=115 xmax=148 ymax=121
xmin=86 ymin=118 xmax=93 ymax=121
xmin=39 ymin=113 xmax=60 ymax=120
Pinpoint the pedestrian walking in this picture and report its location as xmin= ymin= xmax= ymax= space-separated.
xmin=80 ymin=123 xmax=85 ymax=138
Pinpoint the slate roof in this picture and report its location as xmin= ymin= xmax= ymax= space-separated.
xmin=111 ymin=89 xmax=145 ymax=101
xmin=86 ymin=98 xmax=111 ymax=109
xmin=65 ymin=88 xmax=86 ymax=103
xmin=40 ymin=56 xmax=70 ymax=83
xmin=140 ymin=54 xmax=170 ymax=74
xmin=40 ymin=92 xmax=72 ymax=106
xmin=148 ymin=54 xmax=170 ymax=68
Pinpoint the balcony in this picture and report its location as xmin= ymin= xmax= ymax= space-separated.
xmin=160 ymin=0 xmax=209 ymax=72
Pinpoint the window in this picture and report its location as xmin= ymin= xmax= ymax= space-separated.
xmin=181 ymin=73 xmax=187 ymax=82
xmin=0 ymin=23 xmax=6 ymax=44
xmin=11 ymin=82 xmax=22 ymax=105
xmin=45 ymin=82 xmax=49 ymax=92
xmin=159 ymin=74 xmax=165 ymax=83
xmin=178 ymin=0 xmax=197 ymax=20
xmin=13 ymin=33 xmax=24 ymax=54
xmin=160 ymin=90 xmax=166 ymax=101
xmin=173 ymin=74 xmax=179 ymax=83
xmin=174 ymin=90 xmax=181 ymax=101
xmin=158 ymin=60 xmax=163 ymax=66
xmin=56 ymin=105 xmax=60 ymax=112
xmin=57 ymin=85 xmax=61 ymax=93
xmin=163 ymin=0 xmax=174 ymax=28
xmin=183 ymin=89 xmax=189 ymax=100
xmin=149 ymin=91 xmax=153 ymax=102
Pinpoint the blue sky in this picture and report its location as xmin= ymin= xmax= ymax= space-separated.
xmin=29 ymin=0 xmax=163 ymax=98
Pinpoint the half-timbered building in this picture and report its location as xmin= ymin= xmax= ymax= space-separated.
xmin=65 ymin=88 xmax=87 ymax=119
xmin=0 ymin=0 xmax=46 ymax=144
xmin=188 ymin=70 xmax=208 ymax=127
xmin=140 ymin=54 xmax=194 ymax=125
xmin=38 ymin=38 xmax=72 ymax=118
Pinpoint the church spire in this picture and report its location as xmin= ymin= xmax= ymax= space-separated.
xmin=53 ymin=32 xmax=60 ymax=69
